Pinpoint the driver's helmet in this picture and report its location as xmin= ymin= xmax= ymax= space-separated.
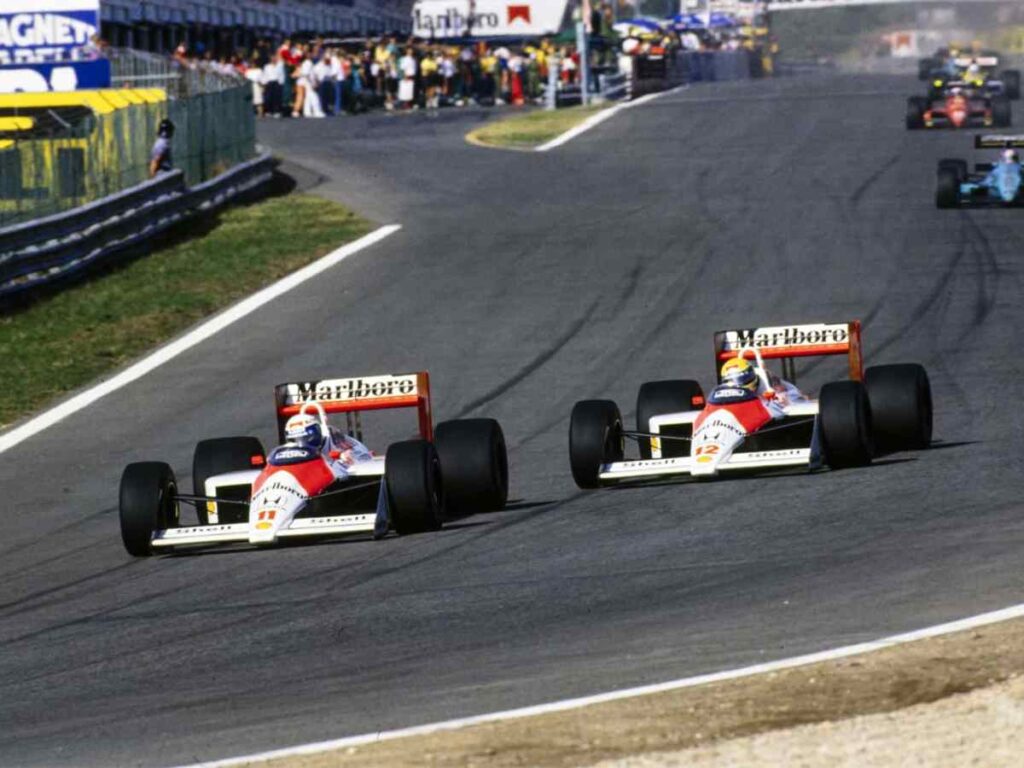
xmin=284 ymin=414 xmax=326 ymax=451
xmin=720 ymin=357 xmax=759 ymax=392
xmin=1002 ymin=149 xmax=1019 ymax=164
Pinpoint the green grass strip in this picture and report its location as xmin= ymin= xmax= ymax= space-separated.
xmin=0 ymin=193 xmax=372 ymax=428
xmin=467 ymin=105 xmax=609 ymax=149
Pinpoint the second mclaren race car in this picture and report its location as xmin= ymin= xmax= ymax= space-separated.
xmin=568 ymin=321 xmax=933 ymax=489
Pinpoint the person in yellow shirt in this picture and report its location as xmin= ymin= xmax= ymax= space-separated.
xmin=421 ymin=50 xmax=440 ymax=109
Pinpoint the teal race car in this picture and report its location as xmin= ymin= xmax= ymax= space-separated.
xmin=936 ymin=135 xmax=1024 ymax=208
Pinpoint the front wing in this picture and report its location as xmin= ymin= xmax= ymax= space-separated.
xmin=151 ymin=513 xmax=380 ymax=549
xmin=599 ymin=448 xmax=814 ymax=482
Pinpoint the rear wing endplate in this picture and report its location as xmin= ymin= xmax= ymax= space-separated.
xmin=975 ymin=134 xmax=1024 ymax=149
xmin=274 ymin=372 xmax=433 ymax=442
xmin=714 ymin=321 xmax=863 ymax=382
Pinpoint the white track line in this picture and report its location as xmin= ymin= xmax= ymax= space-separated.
xmin=174 ymin=601 xmax=1024 ymax=768
xmin=535 ymin=85 xmax=688 ymax=152
xmin=0 ymin=224 xmax=402 ymax=456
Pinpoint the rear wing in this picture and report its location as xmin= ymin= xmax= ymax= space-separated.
xmin=954 ymin=56 xmax=998 ymax=68
xmin=274 ymin=372 xmax=433 ymax=443
xmin=975 ymin=134 xmax=1024 ymax=149
xmin=714 ymin=321 xmax=863 ymax=382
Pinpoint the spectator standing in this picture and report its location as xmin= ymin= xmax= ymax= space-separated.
xmin=246 ymin=53 xmax=265 ymax=116
xmin=263 ymin=53 xmax=285 ymax=117
xmin=149 ymin=118 xmax=174 ymax=177
xmin=398 ymin=47 xmax=417 ymax=109
xmin=314 ymin=52 xmax=333 ymax=115
xmin=421 ymin=50 xmax=440 ymax=109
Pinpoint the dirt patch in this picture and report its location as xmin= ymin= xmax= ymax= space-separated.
xmin=596 ymin=675 xmax=1024 ymax=767
xmin=243 ymin=616 xmax=1024 ymax=768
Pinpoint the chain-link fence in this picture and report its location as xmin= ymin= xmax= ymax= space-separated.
xmin=0 ymin=50 xmax=255 ymax=229
xmin=107 ymin=47 xmax=245 ymax=99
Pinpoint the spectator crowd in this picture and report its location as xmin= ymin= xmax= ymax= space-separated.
xmin=169 ymin=37 xmax=589 ymax=118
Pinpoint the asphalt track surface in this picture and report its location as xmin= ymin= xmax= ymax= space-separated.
xmin=3 ymin=73 xmax=1024 ymax=767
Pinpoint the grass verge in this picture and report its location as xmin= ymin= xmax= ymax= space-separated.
xmin=0 ymin=192 xmax=372 ymax=428
xmin=467 ymin=104 xmax=610 ymax=150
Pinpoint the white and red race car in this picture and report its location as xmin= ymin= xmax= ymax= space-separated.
xmin=119 ymin=371 xmax=509 ymax=556
xmin=568 ymin=321 xmax=933 ymax=488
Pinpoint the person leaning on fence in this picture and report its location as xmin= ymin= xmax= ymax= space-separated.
xmin=149 ymin=119 xmax=174 ymax=178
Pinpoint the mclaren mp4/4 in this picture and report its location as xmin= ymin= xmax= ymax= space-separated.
xmin=568 ymin=322 xmax=933 ymax=488
xmin=118 ymin=372 xmax=509 ymax=556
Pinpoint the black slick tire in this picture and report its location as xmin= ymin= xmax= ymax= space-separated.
xmin=120 ymin=462 xmax=178 ymax=557
xmin=993 ymin=97 xmax=1012 ymax=128
xmin=386 ymin=440 xmax=444 ymax=535
xmin=905 ymin=97 xmax=925 ymax=130
xmin=569 ymin=400 xmax=624 ymax=489
xmin=434 ymin=418 xmax=509 ymax=516
xmin=937 ymin=158 xmax=967 ymax=181
xmin=865 ymin=364 xmax=933 ymax=453
xmin=1002 ymin=70 xmax=1020 ymax=100
xmin=936 ymin=168 xmax=960 ymax=209
xmin=192 ymin=436 xmax=265 ymax=524
xmin=636 ymin=380 xmax=704 ymax=459
xmin=819 ymin=381 xmax=873 ymax=469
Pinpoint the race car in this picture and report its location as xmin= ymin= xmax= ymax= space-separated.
xmin=118 ymin=371 xmax=509 ymax=556
xmin=936 ymin=134 xmax=1024 ymax=208
xmin=919 ymin=50 xmax=1020 ymax=100
xmin=907 ymin=85 xmax=1010 ymax=130
xmin=568 ymin=321 xmax=933 ymax=488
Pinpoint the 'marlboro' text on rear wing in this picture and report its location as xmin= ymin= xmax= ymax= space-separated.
xmin=975 ymin=135 xmax=1024 ymax=149
xmin=274 ymin=372 xmax=433 ymax=442
xmin=714 ymin=321 xmax=863 ymax=382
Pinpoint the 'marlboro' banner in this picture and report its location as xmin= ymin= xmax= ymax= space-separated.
xmin=412 ymin=0 xmax=571 ymax=38
xmin=766 ymin=0 xmax=1009 ymax=10
xmin=0 ymin=0 xmax=100 ymax=65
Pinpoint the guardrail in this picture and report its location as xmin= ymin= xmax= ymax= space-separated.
xmin=0 ymin=153 xmax=273 ymax=304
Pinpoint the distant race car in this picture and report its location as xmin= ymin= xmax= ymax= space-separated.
xmin=936 ymin=134 xmax=1024 ymax=208
xmin=907 ymin=84 xmax=1010 ymax=130
xmin=568 ymin=321 xmax=933 ymax=489
xmin=918 ymin=51 xmax=1020 ymax=100
xmin=118 ymin=371 xmax=509 ymax=556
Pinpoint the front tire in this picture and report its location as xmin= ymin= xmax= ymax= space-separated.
xmin=435 ymin=418 xmax=508 ymax=516
xmin=386 ymin=440 xmax=444 ymax=535
xmin=936 ymin=168 xmax=960 ymax=209
xmin=937 ymin=158 xmax=967 ymax=181
xmin=569 ymin=400 xmax=623 ymax=489
xmin=636 ymin=380 xmax=704 ymax=459
xmin=819 ymin=381 xmax=873 ymax=469
xmin=119 ymin=462 xmax=178 ymax=557
xmin=865 ymin=364 xmax=932 ymax=453
xmin=192 ymin=436 xmax=265 ymax=524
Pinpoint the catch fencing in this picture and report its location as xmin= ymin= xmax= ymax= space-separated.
xmin=0 ymin=153 xmax=273 ymax=303
xmin=0 ymin=49 xmax=255 ymax=229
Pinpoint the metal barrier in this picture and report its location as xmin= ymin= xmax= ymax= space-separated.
xmin=0 ymin=153 xmax=273 ymax=303
xmin=107 ymin=48 xmax=244 ymax=98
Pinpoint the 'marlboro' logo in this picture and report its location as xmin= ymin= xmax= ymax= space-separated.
xmin=282 ymin=374 xmax=419 ymax=405
xmin=718 ymin=323 xmax=850 ymax=350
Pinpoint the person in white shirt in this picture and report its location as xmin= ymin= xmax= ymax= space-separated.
xmin=263 ymin=54 xmax=285 ymax=117
xmin=245 ymin=54 xmax=265 ymax=117
xmin=300 ymin=56 xmax=325 ymax=117
xmin=398 ymin=48 xmax=418 ymax=109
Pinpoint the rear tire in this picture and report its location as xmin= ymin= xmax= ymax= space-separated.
xmin=119 ymin=462 xmax=178 ymax=557
xmin=569 ymin=400 xmax=624 ymax=489
xmin=636 ymin=380 xmax=704 ymax=459
xmin=936 ymin=168 xmax=960 ymax=209
xmin=819 ymin=381 xmax=873 ymax=469
xmin=192 ymin=436 xmax=265 ymax=524
xmin=865 ymin=364 xmax=932 ymax=453
xmin=905 ymin=97 xmax=925 ymax=130
xmin=435 ymin=418 xmax=508 ymax=516
xmin=918 ymin=58 xmax=935 ymax=81
xmin=1002 ymin=69 xmax=1020 ymax=100
xmin=386 ymin=440 xmax=444 ymax=535
xmin=992 ymin=97 xmax=1012 ymax=128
